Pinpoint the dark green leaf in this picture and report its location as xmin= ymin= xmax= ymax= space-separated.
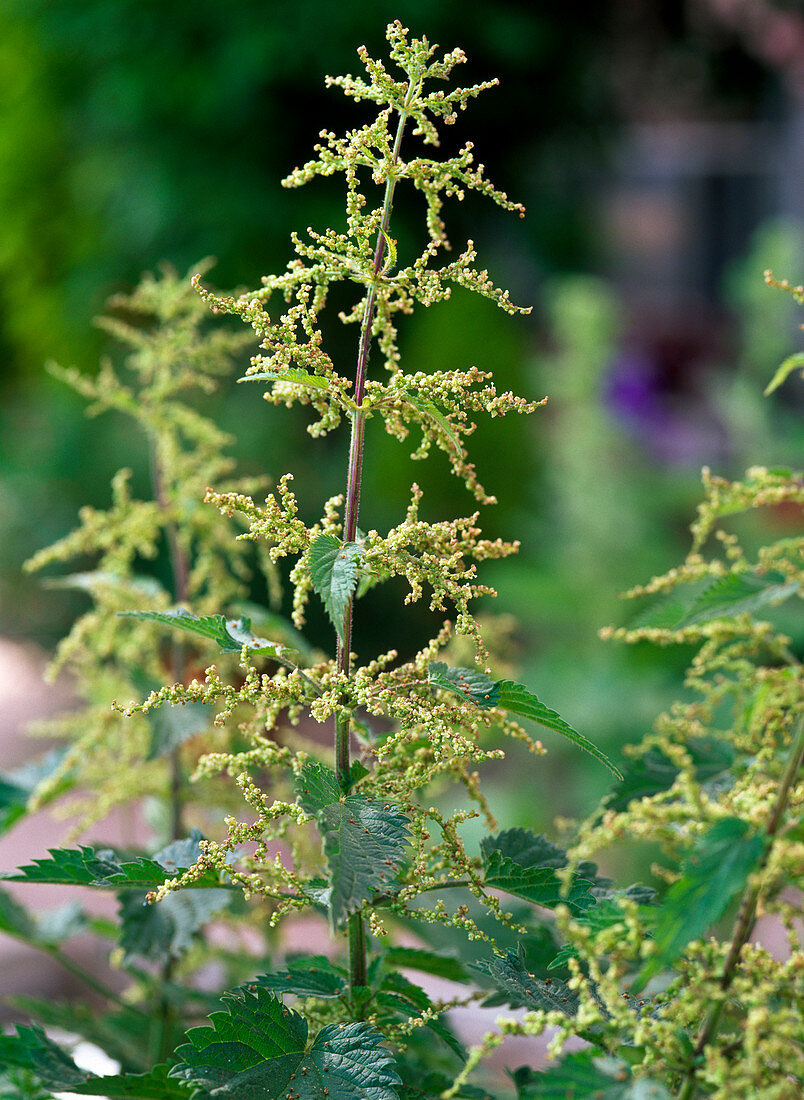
xmin=428 ymin=664 xmax=621 ymax=778
xmin=628 ymin=571 xmax=799 ymax=631
xmin=254 ymin=956 xmax=348 ymax=999
xmin=119 ymin=608 xmax=292 ymax=659
xmin=67 ymin=1065 xmax=190 ymax=1098
xmin=398 ymin=1069 xmax=492 ymax=1100
xmin=118 ymin=886 xmax=231 ymax=965
xmin=0 ymin=1066 xmax=55 ymax=1100
xmin=480 ymin=830 xmax=596 ymax=916
xmin=547 ymin=893 xmax=657 ymax=971
xmin=0 ymin=775 xmax=29 ymax=836
xmin=476 ymin=947 xmax=579 ymax=1015
xmin=0 ymin=886 xmax=35 ymax=940
xmin=170 ymin=986 xmax=401 ymax=1099
xmin=319 ymin=796 xmax=410 ymax=928
xmin=8 ymin=998 xmax=152 ymax=1076
xmin=604 ymin=737 xmax=735 ymax=814
xmin=512 ymin=1051 xmax=671 ymax=1099
xmin=1 ymin=840 xmax=228 ymax=890
xmin=682 ymin=570 xmax=799 ymax=626
xmin=296 ymin=760 xmax=342 ymax=816
xmin=309 ymin=534 xmax=364 ymax=641
xmin=0 ymin=750 xmax=70 ymax=835
xmin=381 ymin=945 xmax=470 ymax=984
xmin=0 ymin=1027 xmax=90 ymax=1091
xmin=635 ymin=817 xmax=767 ymax=991
xmin=376 ymin=972 xmax=465 ymax=1061
xmin=231 ymin=602 xmax=319 ymax=663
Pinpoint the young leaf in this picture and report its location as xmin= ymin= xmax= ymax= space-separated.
xmin=119 ymin=608 xmax=292 ymax=659
xmin=319 ymin=796 xmax=410 ymax=928
xmin=480 ymin=830 xmax=597 ymax=916
xmin=764 ymin=350 xmax=804 ymax=395
xmin=296 ymin=759 xmax=343 ymax=816
xmin=428 ymin=663 xmax=622 ymax=778
xmin=170 ymin=986 xmax=401 ymax=1099
xmin=238 ymin=369 xmax=332 ymax=391
xmin=681 ymin=570 xmax=800 ymax=626
xmin=512 ymin=1050 xmax=671 ymax=1099
xmin=308 ymin=534 xmax=364 ymax=640
xmin=475 ymin=947 xmax=580 ymax=1016
xmin=635 ymin=817 xmax=767 ymax=991
xmin=402 ymin=393 xmax=462 ymax=457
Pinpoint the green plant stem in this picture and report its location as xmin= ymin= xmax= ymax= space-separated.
xmin=332 ymin=81 xmax=415 ymax=1003
xmin=676 ymin=711 xmax=804 ymax=1100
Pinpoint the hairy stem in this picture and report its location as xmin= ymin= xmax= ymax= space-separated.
xmin=676 ymin=711 xmax=804 ymax=1100
xmin=335 ymin=77 xmax=417 ymax=998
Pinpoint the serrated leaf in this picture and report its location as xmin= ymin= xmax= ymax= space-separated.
xmin=0 ymin=1027 xmax=91 ymax=1091
xmin=376 ymin=972 xmax=465 ymax=1061
xmin=682 ymin=570 xmax=799 ymax=626
xmin=428 ymin=664 xmax=621 ymax=778
xmin=635 ymin=817 xmax=767 ymax=991
xmin=296 ymin=760 xmax=342 ymax=816
xmin=254 ymin=956 xmax=348 ymax=999
xmin=547 ymin=893 xmax=657 ymax=971
xmin=1 ymin=841 xmax=228 ymax=890
xmin=477 ymin=947 xmax=580 ymax=1015
xmin=8 ymin=998 xmax=152 ymax=1076
xmin=170 ymin=985 xmax=401 ymax=1099
xmin=604 ymin=737 xmax=735 ymax=814
xmin=480 ymin=830 xmax=596 ymax=916
xmin=764 ymin=350 xmax=804 ymax=395
xmin=629 ymin=571 xmax=799 ymax=630
xmin=67 ymin=1065 xmax=190 ymax=1098
xmin=382 ymin=945 xmax=470 ymax=984
xmin=118 ymin=886 xmax=231 ymax=965
xmin=146 ymin=700 xmax=211 ymax=759
xmin=238 ymin=369 xmax=332 ymax=391
xmin=119 ymin=608 xmax=292 ymax=659
xmin=513 ymin=1051 xmax=671 ymax=1099
xmin=308 ymin=535 xmax=364 ymax=640
xmin=231 ymin=601 xmax=319 ymax=663
xmin=0 ymin=750 xmax=70 ymax=836
xmin=319 ymin=797 xmax=410 ymax=928
xmin=403 ymin=394 xmax=462 ymax=457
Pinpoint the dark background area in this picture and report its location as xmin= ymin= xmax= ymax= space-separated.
xmin=1 ymin=0 xmax=802 ymax=827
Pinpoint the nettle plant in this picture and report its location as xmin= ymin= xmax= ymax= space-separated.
xmin=0 ymin=24 xmax=801 ymax=1100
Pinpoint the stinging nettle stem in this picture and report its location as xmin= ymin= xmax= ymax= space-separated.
xmin=334 ymin=74 xmax=417 ymax=995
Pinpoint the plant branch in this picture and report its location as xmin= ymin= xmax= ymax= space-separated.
xmin=676 ymin=711 xmax=804 ymax=1100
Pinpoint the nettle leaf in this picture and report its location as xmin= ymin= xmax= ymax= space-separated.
xmin=376 ymin=972 xmax=465 ymax=1061
xmin=170 ymin=986 xmax=401 ymax=1099
xmin=635 ymin=817 xmax=767 ymax=991
xmin=476 ymin=947 xmax=579 ymax=1016
xmin=0 ymin=750 xmax=70 ymax=836
xmin=0 ymin=1026 xmax=90 ymax=1091
xmin=382 ymin=945 xmax=470 ymax=984
xmin=118 ymin=886 xmax=231 ymax=965
xmin=146 ymin=700 xmax=211 ymax=759
xmin=296 ymin=763 xmax=410 ymax=927
xmin=428 ymin=663 xmax=621 ymax=778
xmin=1 ymin=838 xmax=227 ymax=890
xmin=512 ymin=1051 xmax=671 ymax=1099
xmin=629 ymin=571 xmax=799 ymax=631
xmin=254 ymin=956 xmax=348 ymax=999
xmin=297 ymin=760 xmax=343 ymax=816
xmin=764 ymin=350 xmax=804 ymax=395
xmin=547 ymin=892 xmax=657 ymax=972
xmin=119 ymin=608 xmax=292 ymax=659
xmin=309 ymin=534 xmax=365 ymax=640
xmin=238 ymin=369 xmax=332 ymax=391
xmin=604 ymin=737 xmax=735 ymax=814
xmin=320 ymin=798 xmax=410 ymax=928
xmin=480 ymin=830 xmax=597 ymax=916
xmin=402 ymin=393 xmax=462 ymax=456
xmin=67 ymin=1065 xmax=190 ymax=1098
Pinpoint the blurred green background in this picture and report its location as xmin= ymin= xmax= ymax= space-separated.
xmin=1 ymin=0 xmax=802 ymax=829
